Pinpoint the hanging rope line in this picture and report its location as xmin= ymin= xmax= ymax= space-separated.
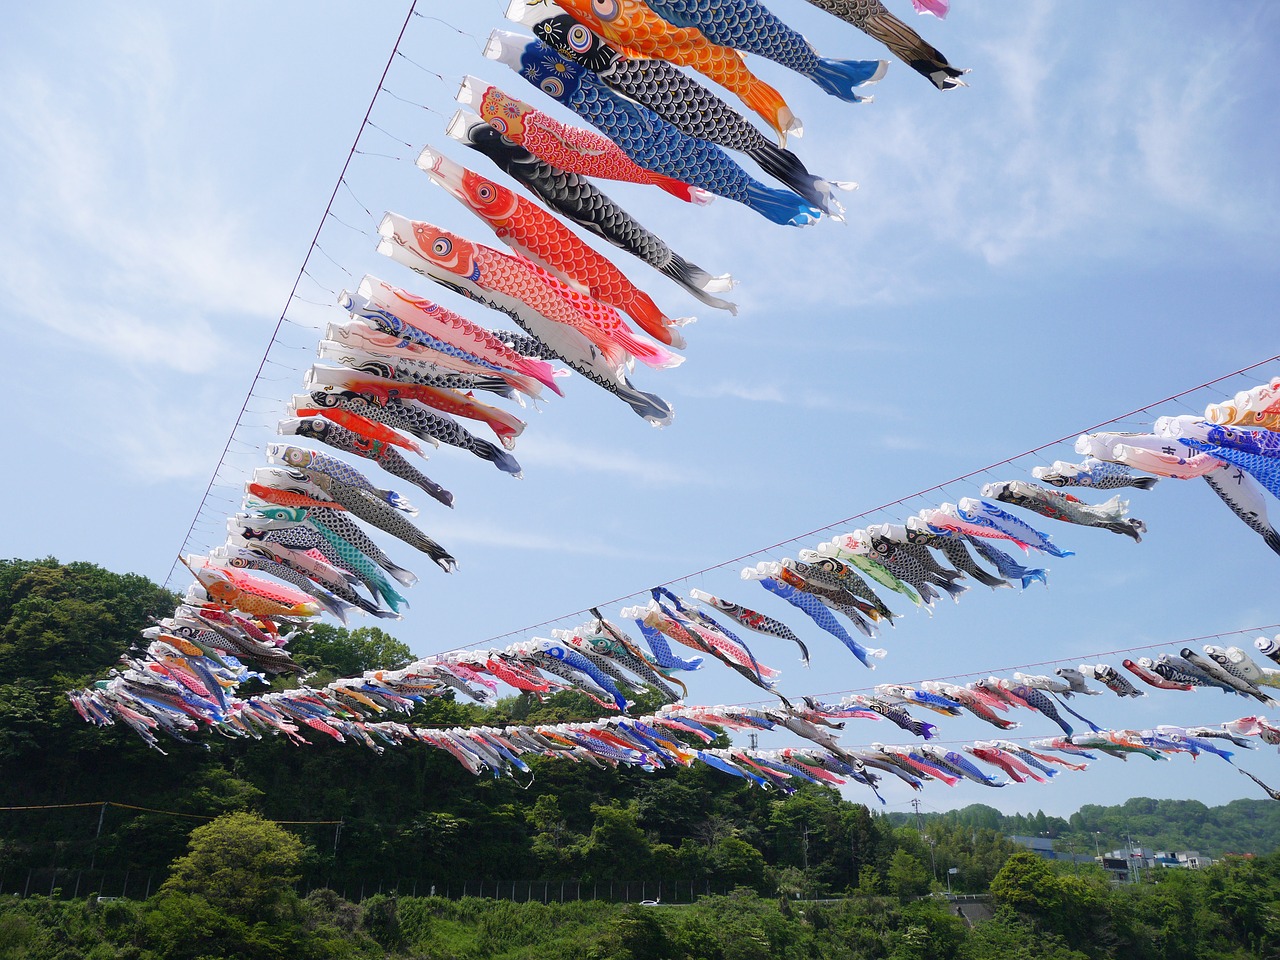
xmin=725 ymin=621 xmax=1280 ymax=708
xmin=163 ymin=0 xmax=420 ymax=591
xmin=0 ymin=801 xmax=340 ymax=825
xmin=440 ymin=353 xmax=1280 ymax=654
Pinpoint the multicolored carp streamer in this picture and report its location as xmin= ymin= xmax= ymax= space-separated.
xmin=1033 ymin=457 xmax=1159 ymax=491
xmin=741 ymin=564 xmax=886 ymax=667
xmin=347 ymin=274 xmax=564 ymax=395
xmin=1061 ymin=378 xmax=1280 ymax=554
xmin=386 ymin=213 xmax=680 ymax=376
xmin=296 ymin=386 xmax=523 ymax=477
xmin=863 ymin=526 xmax=968 ymax=606
xmin=900 ymin=519 xmax=1009 ymax=589
xmin=417 ymin=146 xmax=690 ymax=347
xmin=112 ymin=547 xmax=1280 ymax=757
xmin=1204 ymin=377 xmax=1280 ymax=428
xmin=1074 ymin=432 xmax=1224 ymax=480
xmin=487 ymin=32 xmax=823 ymax=227
xmin=306 ymin=363 xmax=527 ymax=449
xmin=800 ymin=0 xmax=966 ymax=89
xmin=514 ymin=0 xmax=801 ymax=142
xmin=688 ymin=587 xmax=811 ymax=665
xmin=457 ymin=77 xmax=707 ymax=204
xmin=623 ymin=0 xmax=887 ymax=102
xmin=620 ymin=600 xmax=783 ymax=697
xmin=86 ymin=598 xmax=1268 ymax=798
xmin=954 ymin=498 xmax=1075 ymax=558
xmin=278 ymin=417 xmax=455 ymax=510
xmin=100 ymin=360 xmax=1280 ymax=773
xmin=235 ymin=232 xmax=578 ymax=586
xmin=64 ymin=0 xmax=1280 ymax=817
xmin=982 ymin=480 xmax=1146 ymax=542
xmin=68 ymin=567 xmax=1280 ymax=799
xmin=525 ymin=11 xmax=851 ymax=215
xmin=449 ymin=113 xmax=737 ymax=313
xmin=378 ymin=210 xmax=677 ymax=425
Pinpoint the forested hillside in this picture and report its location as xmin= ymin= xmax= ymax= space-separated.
xmin=1 ymin=823 xmax=1277 ymax=960
xmin=891 ymin=798 xmax=1280 ymax=860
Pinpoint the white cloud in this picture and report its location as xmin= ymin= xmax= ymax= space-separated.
xmin=677 ymin=379 xmax=901 ymax=417
xmin=708 ymin=3 xmax=1280 ymax=301
xmin=0 ymin=17 xmax=292 ymax=346
xmin=428 ymin=514 xmax=671 ymax=562
xmin=0 ymin=12 xmax=308 ymax=483
xmin=515 ymin=434 xmax=714 ymax=487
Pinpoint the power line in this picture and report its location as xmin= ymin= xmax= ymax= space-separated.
xmin=429 ymin=356 xmax=1280 ymax=657
xmin=164 ymin=0 xmax=421 ymax=590
xmin=725 ymin=622 xmax=1280 ymax=708
xmin=0 ymin=801 xmax=340 ymax=825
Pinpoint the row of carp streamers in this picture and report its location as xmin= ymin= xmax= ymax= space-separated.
xmin=54 ymin=10 xmax=963 ymax=648
xmin=365 ymin=0 xmax=968 ymax=426
xmin=61 ymin=0 xmax=1280 ymax=796
xmin=66 ymin=373 xmax=1280 ymax=797
xmin=62 ymin=3 xmax=972 ymax=740
xmin=62 ymin=602 xmax=1280 ymax=802
xmin=151 ymin=1 xmax=974 ymax=617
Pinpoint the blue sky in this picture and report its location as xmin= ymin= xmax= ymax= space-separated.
xmin=4 ymin=1 xmax=1280 ymax=825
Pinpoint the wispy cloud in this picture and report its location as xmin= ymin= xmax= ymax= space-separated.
xmin=0 ymin=17 xmax=292 ymax=361
xmin=714 ymin=3 xmax=1280 ymax=308
xmin=428 ymin=514 xmax=671 ymax=563
xmin=677 ymin=379 xmax=900 ymax=417
xmin=0 ymin=12 xmax=306 ymax=483
xmin=515 ymin=434 xmax=715 ymax=487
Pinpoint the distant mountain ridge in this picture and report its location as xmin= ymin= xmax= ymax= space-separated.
xmin=888 ymin=795 xmax=1280 ymax=858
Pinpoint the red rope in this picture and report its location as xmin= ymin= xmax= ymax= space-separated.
xmin=457 ymin=355 xmax=1280 ymax=652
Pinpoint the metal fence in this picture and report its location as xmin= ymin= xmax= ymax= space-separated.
xmin=297 ymin=877 xmax=735 ymax=904
xmin=0 ymin=867 xmax=159 ymax=901
xmin=0 ymin=868 xmax=735 ymax=905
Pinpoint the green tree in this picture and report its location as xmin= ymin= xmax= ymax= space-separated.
xmin=893 ymin=900 xmax=966 ymax=960
xmin=710 ymin=836 xmax=767 ymax=892
xmin=160 ymin=811 xmax=306 ymax=921
xmin=0 ymin=558 xmax=176 ymax=684
xmin=285 ymin=623 xmax=413 ymax=678
xmin=528 ymin=794 xmax=580 ymax=876
xmin=858 ymin=863 xmax=883 ymax=894
xmin=577 ymin=803 xmax=653 ymax=881
xmin=887 ymin=849 xmax=930 ymax=901
xmin=597 ymin=905 xmax=675 ymax=960
xmin=988 ymin=852 xmax=1110 ymax=949
xmin=1203 ymin=852 xmax=1280 ymax=956
xmin=959 ymin=913 xmax=1088 ymax=960
xmin=989 ymin=852 xmax=1063 ymax=919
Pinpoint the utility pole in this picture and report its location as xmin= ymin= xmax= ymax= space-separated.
xmin=912 ymin=800 xmax=936 ymax=879
xmin=89 ymin=803 xmax=107 ymax=871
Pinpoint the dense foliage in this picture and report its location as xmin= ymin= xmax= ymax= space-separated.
xmin=1 ymin=849 xmax=1278 ymax=959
